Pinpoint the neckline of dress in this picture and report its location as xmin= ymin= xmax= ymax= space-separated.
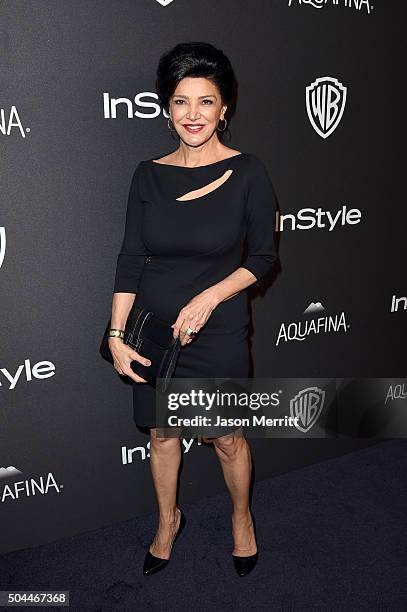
xmin=149 ymin=152 xmax=245 ymax=169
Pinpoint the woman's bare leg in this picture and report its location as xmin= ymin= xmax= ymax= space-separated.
xmin=148 ymin=427 xmax=182 ymax=559
xmin=211 ymin=428 xmax=257 ymax=556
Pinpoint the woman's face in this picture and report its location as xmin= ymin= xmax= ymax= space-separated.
xmin=169 ymin=77 xmax=227 ymax=145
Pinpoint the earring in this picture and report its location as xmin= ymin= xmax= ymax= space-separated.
xmin=217 ymin=117 xmax=227 ymax=132
xmin=167 ymin=117 xmax=176 ymax=132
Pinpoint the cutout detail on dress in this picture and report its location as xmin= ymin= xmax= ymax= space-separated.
xmin=175 ymin=169 xmax=233 ymax=201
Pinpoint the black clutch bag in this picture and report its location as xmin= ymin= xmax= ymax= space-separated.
xmin=99 ymin=305 xmax=182 ymax=392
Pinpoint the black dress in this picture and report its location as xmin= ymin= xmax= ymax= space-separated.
xmin=113 ymin=152 xmax=278 ymax=434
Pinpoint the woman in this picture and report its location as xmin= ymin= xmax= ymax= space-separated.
xmin=108 ymin=42 xmax=278 ymax=577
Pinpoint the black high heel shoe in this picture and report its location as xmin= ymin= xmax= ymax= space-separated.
xmin=232 ymin=512 xmax=258 ymax=577
xmin=143 ymin=508 xmax=186 ymax=576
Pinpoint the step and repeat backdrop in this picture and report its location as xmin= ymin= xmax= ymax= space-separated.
xmin=1 ymin=1 xmax=405 ymax=554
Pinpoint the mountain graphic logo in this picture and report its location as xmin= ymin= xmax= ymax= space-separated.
xmin=0 ymin=466 xmax=23 ymax=479
xmin=303 ymin=301 xmax=325 ymax=314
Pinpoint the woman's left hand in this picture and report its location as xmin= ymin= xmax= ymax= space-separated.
xmin=172 ymin=288 xmax=220 ymax=345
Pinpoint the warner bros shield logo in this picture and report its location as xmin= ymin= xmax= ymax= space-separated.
xmin=306 ymin=76 xmax=347 ymax=139
xmin=290 ymin=386 xmax=325 ymax=433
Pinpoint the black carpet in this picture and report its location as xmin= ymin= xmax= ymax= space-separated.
xmin=1 ymin=440 xmax=407 ymax=611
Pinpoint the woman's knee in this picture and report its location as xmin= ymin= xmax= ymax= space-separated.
xmin=212 ymin=429 xmax=245 ymax=459
xmin=150 ymin=427 xmax=181 ymax=451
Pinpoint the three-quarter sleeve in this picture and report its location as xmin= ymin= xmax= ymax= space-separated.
xmin=241 ymin=156 xmax=278 ymax=287
xmin=113 ymin=162 xmax=149 ymax=293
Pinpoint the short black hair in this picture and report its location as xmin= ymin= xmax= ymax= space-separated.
xmin=155 ymin=41 xmax=238 ymax=139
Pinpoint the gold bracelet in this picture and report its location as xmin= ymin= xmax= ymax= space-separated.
xmin=108 ymin=329 xmax=124 ymax=339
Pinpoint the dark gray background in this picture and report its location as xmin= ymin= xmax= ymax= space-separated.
xmin=1 ymin=0 xmax=405 ymax=553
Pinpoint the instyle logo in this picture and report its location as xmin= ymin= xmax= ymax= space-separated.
xmin=103 ymin=92 xmax=169 ymax=119
xmin=0 ymin=105 xmax=29 ymax=137
xmin=0 ymin=359 xmax=56 ymax=390
xmin=390 ymin=294 xmax=407 ymax=313
xmin=1 ymin=471 xmax=62 ymax=503
xmin=276 ymin=301 xmax=349 ymax=346
xmin=306 ymin=77 xmax=347 ymax=139
xmin=121 ymin=437 xmax=200 ymax=463
xmin=288 ymin=0 xmax=373 ymax=14
xmin=290 ymin=386 xmax=325 ymax=432
xmin=0 ymin=227 xmax=5 ymax=268
xmin=277 ymin=205 xmax=361 ymax=231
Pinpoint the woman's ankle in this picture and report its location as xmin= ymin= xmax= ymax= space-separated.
xmin=158 ymin=506 xmax=180 ymax=527
xmin=232 ymin=509 xmax=252 ymax=524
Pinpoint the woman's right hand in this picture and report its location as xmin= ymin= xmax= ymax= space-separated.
xmin=108 ymin=337 xmax=151 ymax=383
